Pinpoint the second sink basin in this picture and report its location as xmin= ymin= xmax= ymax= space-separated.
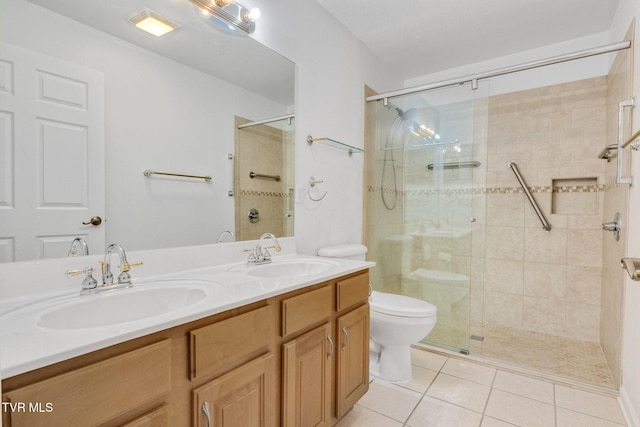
xmin=38 ymin=282 xmax=218 ymax=330
xmin=228 ymin=258 xmax=339 ymax=278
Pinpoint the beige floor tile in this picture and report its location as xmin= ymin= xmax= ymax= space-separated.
xmin=356 ymin=381 xmax=422 ymax=423
xmin=334 ymin=405 xmax=404 ymax=427
xmin=406 ymin=395 xmax=483 ymax=427
xmin=481 ymin=416 xmax=518 ymax=427
xmin=555 ymin=385 xmax=626 ymax=424
xmin=426 ymin=373 xmax=491 ymax=413
xmin=556 ymin=407 xmax=627 ymax=427
xmin=485 ymin=389 xmax=555 ymax=427
xmin=398 ymin=365 xmax=438 ymax=393
xmin=442 ymin=357 xmax=497 ymax=386
xmin=411 ymin=346 xmax=448 ymax=371
xmin=492 ymin=371 xmax=554 ymax=404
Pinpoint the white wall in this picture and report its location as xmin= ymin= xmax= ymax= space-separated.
xmin=610 ymin=2 xmax=640 ymax=424
xmin=0 ymin=0 xmax=291 ymax=252
xmin=247 ymin=0 xmax=402 ymax=255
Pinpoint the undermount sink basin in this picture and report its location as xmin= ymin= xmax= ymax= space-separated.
xmin=241 ymin=259 xmax=338 ymax=278
xmin=38 ymin=283 xmax=215 ymax=330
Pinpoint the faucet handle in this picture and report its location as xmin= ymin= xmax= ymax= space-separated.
xmin=118 ymin=261 xmax=143 ymax=272
xmin=66 ymin=267 xmax=98 ymax=292
xmin=266 ymin=245 xmax=282 ymax=252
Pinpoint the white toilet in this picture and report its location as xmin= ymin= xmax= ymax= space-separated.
xmin=318 ymin=244 xmax=438 ymax=384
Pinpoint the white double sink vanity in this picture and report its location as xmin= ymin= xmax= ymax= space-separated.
xmin=0 ymin=237 xmax=374 ymax=426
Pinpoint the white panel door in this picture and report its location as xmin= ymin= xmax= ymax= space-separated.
xmin=0 ymin=42 xmax=104 ymax=262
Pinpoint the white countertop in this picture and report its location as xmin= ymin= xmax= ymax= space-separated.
xmin=0 ymin=253 xmax=374 ymax=378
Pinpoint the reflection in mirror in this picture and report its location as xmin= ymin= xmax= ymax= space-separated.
xmin=0 ymin=0 xmax=295 ymax=263
xmin=235 ymin=116 xmax=295 ymax=241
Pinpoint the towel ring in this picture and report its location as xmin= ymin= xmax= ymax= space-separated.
xmin=308 ymin=176 xmax=327 ymax=202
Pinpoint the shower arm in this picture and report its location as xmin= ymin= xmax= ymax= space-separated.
xmin=508 ymin=161 xmax=552 ymax=232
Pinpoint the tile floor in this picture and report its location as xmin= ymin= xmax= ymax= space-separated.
xmin=335 ymin=348 xmax=627 ymax=427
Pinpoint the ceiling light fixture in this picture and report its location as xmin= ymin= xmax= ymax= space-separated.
xmin=190 ymin=0 xmax=260 ymax=34
xmin=129 ymin=9 xmax=180 ymax=37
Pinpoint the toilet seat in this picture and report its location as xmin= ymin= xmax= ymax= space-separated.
xmin=370 ymin=291 xmax=437 ymax=317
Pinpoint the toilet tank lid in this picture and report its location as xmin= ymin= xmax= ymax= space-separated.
xmin=370 ymin=291 xmax=437 ymax=317
xmin=317 ymin=244 xmax=367 ymax=258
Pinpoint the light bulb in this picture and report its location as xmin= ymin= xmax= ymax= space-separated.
xmin=242 ymin=7 xmax=261 ymax=23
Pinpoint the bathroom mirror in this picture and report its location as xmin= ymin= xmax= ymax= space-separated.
xmin=1 ymin=0 xmax=295 ymax=262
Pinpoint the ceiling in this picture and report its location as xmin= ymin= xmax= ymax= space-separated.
xmin=316 ymin=0 xmax=621 ymax=81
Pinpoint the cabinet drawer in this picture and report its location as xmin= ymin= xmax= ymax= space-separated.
xmin=190 ymin=306 xmax=273 ymax=380
xmin=2 ymin=340 xmax=171 ymax=427
xmin=121 ymin=405 xmax=169 ymax=427
xmin=281 ymin=285 xmax=331 ymax=337
xmin=336 ymin=272 xmax=369 ymax=312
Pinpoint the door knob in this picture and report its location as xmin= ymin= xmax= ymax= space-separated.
xmin=82 ymin=216 xmax=102 ymax=226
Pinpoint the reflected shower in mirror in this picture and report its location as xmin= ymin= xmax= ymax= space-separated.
xmin=235 ymin=116 xmax=295 ymax=241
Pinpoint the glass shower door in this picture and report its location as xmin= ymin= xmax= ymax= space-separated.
xmin=366 ymin=83 xmax=486 ymax=354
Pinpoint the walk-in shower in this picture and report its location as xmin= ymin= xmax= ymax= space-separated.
xmin=364 ymin=40 xmax=633 ymax=388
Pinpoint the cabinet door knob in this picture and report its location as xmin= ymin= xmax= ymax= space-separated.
xmin=342 ymin=327 xmax=349 ymax=351
xmin=327 ymin=335 xmax=334 ymax=360
xmin=202 ymin=401 xmax=211 ymax=427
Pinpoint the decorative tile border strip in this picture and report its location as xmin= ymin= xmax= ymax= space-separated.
xmin=367 ymin=184 xmax=604 ymax=196
xmin=239 ymin=189 xmax=291 ymax=198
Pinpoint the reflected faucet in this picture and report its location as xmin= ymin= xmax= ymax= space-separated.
xmin=216 ymin=230 xmax=236 ymax=243
xmin=68 ymin=237 xmax=89 ymax=256
xmin=101 ymin=243 xmax=135 ymax=286
xmin=246 ymin=233 xmax=282 ymax=264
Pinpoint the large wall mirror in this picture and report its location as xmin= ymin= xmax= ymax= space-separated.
xmin=0 ymin=0 xmax=295 ymax=263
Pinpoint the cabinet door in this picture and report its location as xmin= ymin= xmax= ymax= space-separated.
xmin=282 ymin=323 xmax=332 ymax=427
xmin=336 ymin=304 xmax=370 ymax=419
xmin=192 ymin=354 xmax=275 ymax=427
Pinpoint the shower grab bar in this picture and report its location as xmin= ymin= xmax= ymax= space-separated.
xmin=508 ymin=161 xmax=552 ymax=231
xmin=597 ymin=144 xmax=618 ymax=161
xmin=143 ymin=169 xmax=212 ymax=182
xmin=616 ymin=98 xmax=635 ymax=185
xmin=426 ymin=161 xmax=481 ymax=170
xmin=622 ymin=128 xmax=640 ymax=149
xmin=249 ymin=171 xmax=281 ymax=181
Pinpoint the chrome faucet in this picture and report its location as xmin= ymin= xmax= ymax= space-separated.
xmin=216 ymin=230 xmax=236 ymax=243
xmin=68 ymin=237 xmax=89 ymax=256
xmin=246 ymin=233 xmax=282 ymax=264
xmin=101 ymin=243 xmax=136 ymax=286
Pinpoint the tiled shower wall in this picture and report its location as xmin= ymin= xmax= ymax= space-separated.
xmin=235 ymin=118 xmax=294 ymax=241
xmin=482 ymin=77 xmax=608 ymax=341
xmin=601 ymin=33 xmax=633 ymax=386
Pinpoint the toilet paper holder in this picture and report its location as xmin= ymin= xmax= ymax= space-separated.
xmin=621 ymin=258 xmax=640 ymax=281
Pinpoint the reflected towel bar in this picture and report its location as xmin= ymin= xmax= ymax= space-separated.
xmin=426 ymin=161 xmax=481 ymax=170
xmin=250 ymin=171 xmax=281 ymax=181
xmin=508 ymin=161 xmax=552 ymax=231
xmin=143 ymin=169 xmax=212 ymax=182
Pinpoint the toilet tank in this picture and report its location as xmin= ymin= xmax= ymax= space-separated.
xmin=317 ymin=244 xmax=367 ymax=261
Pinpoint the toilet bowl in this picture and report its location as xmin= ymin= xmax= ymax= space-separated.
xmin=317 ymin=244 xmax=437 ymax=384
xmin=369 ymin=291 xmax=437 ymax=383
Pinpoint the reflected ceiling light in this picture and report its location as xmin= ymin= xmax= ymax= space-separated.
xmin=129 ymin=9 xmax=180 ymax=37
xmin=190 ymin=0 xmax=260 ymax=34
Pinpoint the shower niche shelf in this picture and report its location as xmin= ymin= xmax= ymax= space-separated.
xmin=307 ymin=135 xmax=364 ymax=157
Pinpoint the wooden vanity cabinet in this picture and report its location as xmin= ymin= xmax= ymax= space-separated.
xmin=1 ymin=269 xmax=370 ymax=427
xmin=2 ymin=340 xmax=172 ymax=427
